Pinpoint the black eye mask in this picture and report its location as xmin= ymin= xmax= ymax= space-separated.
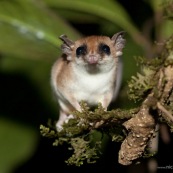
xmin=76 ymin=44 xmax=87 ymax=57
xmin=98 ymin=43 xmax=111 ymax=55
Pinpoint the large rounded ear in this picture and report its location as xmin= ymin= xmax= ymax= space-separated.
xmin=111 ymin=31 xmax=126 ymax=57
xmin=59 ymin=35 xmax=75 ymax=60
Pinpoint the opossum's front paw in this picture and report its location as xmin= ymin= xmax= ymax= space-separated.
xmin=56 ymin=114 xmax=74 ymax=132
xmin=64 ymin=114 xmax=74 ymax=123
xmin=56 ymin=121 xmax=63 ymax=132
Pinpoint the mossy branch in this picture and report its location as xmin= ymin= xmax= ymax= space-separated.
xmin=40 ymin=104 xmax=138 ymax=166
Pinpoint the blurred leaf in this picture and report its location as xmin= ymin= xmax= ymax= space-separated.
xmin=0 ymin=117 xmax=38 ymax=173
xmin=53 ymin=9 xmax=100 ymax=23
xmin=44 ymin=0 xmax=142 ymax=41
xmin=145 ymin=0 xmax=173 ymax=40
xmin=0 ymin=0 xmax=80 ymax=59
xmin=44 ymin=0 xmax=133 ymax=28
xmin=161 ymin=20 xmax=173 ymax=38
xmin=0 ymin=24 xmax=58 ymax=60
xmin=145 ymin=0 xmax=164 ymax=11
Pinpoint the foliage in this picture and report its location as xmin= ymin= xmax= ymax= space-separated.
xmin=40 ymin=102 xmax=136 ymax=166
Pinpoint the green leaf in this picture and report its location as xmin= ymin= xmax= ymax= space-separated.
xmin=44 ymin=0 xmax=140 ymax=39
xmin=0 ymin=117 xmax=38 ymax=173
xmin=145 ymin=0 xmax=164 ymax=11
xmin=0 ymin=0 xmax=80 ymax=59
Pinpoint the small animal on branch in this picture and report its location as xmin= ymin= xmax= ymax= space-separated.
xmin=51 ymin=32 xmax=126 ymax=131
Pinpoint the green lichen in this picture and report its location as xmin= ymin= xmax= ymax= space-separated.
xmin=66 ymin=136 xmax=102 ymax=166
xmin=128 ymin=64 xmax=156 ymax=102
xmin=40 ymin=103 xmax=137 ymax=166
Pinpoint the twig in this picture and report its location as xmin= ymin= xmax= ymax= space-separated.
xmin=157 ymin=102 xmax=173 ymax=123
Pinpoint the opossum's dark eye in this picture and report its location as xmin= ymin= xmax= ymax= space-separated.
xmin=76 ymin=44 xmax=87 ymax=57
xmin=99 ymin=43 xmax=110 ymax=55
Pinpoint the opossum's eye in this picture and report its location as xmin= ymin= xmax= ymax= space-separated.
xmin=98 ymin=43 xmax=110 ymax=55
xmin=76 ymin=44 xmax=87 ymax=57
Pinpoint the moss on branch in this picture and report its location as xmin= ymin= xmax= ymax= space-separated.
xmin=40 ymin=103 xmax=138 ymax=166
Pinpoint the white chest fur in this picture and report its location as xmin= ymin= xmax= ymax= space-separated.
xmin=70 ymin=63 xmax=117 ymax=105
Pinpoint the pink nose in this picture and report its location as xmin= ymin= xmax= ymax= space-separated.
xmin=87 ymin=55 xmax=98 ymax=64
